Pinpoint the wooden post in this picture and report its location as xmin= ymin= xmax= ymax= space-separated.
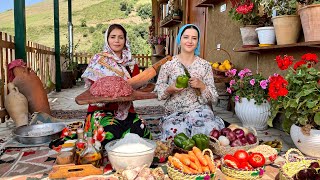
xmin=14 ymin=0 xmax=27 ymax=62
xmin=54 ymin=0 xmax=61 ymax=92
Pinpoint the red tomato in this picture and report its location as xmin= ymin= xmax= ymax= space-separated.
xmin=248 ymin=153 xmax=265 ymax=168
xmin=234 ymin=150 xmax=249 ymax=162
xmin=238 ymin=161 xmax=253 ymax=170
xmin=223 ymin=154 xmax=240 ymax=169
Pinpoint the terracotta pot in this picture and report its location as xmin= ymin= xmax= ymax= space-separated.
xmin=4 ymin=83 xmax=28 ymax=127
xmin=239 ymin=25 xmax=259 ymax=47
xmin=299 ymin=4 xmax=320 ymax=42
xmin=272 ymin=15 xmax=301 ymax=45
xmin=290 ymin=124 xmax=320 ymax=157
xmin=235 ymin=98 xmax=270 ymax=130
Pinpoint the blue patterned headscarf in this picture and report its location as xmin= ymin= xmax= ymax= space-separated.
xmin=176 ymin=24 xmax=201 ymax=56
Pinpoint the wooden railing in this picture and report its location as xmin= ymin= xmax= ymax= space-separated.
xmin=0 ymin=32 xmax=58 ymax=122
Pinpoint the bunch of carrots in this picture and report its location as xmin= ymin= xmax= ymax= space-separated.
xmin=168 ymin=147 xmax=215 ymax=174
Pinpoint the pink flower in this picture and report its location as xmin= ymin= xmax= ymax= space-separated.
xmin=227 ymin=87 xmax=232 ymax=94
xmin=230 ymin=79 xmax=236 ymax=86
xmin=250 ymin=79 xmax=255 ymax=86
xmin=238 ymin=68 xmax=252 ymax=79
xmin=260 ymin=80 xmax=268 ymax=89
xmin=226 ymin=69 xmax=237 ymax=77
xmin=235 ymin=95 xmax=240 ymax=102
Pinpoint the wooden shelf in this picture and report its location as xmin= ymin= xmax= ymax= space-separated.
xmin=233 ymin=41 xmax=320 ymax=53
xmin=158 ymin=0 xmax=168 ymax=4
xmin=160 ymin=18 xmax=182 ymax=28
xmin=196 ymin=0 xmax=225 ymax=7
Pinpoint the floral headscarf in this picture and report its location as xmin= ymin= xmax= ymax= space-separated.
xmin=81 ymin=24 xmax=136 ymax=120
xmin=176 ymin=24 xmax=201 ymax=56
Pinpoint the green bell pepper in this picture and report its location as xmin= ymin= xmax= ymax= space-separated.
xmin=192 ymin=133 xmax=209 ymax=151
xmin=173 ymin=133 xmax=189 ymax=148
xmin=176 ymin=75 xmax=189 ymax=88
xmin=182 ymin=139 xmax=195 ymax=151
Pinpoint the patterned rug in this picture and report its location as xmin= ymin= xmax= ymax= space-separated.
xmin=0 ymin=147 xmax=57 ymax=178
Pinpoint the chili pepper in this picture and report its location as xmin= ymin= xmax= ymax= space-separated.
xmin=176 ymin=75 xmax=189 ymax=88
xmin=192 ymin=133 xmax=209 ymax=151
xmin=181 ymin=139 xmax=195 ymax=151
xmin=173 ymin=133 xmax=189 ymax=148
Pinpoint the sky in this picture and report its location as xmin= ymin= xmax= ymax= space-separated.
xmin=0 ymin=0 xmax=44 ymax=13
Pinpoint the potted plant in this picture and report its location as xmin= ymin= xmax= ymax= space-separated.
xmin=148 ymin=35 xmax=167 ymax=56
xmin=228 ymin=0 xmax=263 ymax=47
xmin=60 ymin=43 xmax=79 ymax=88
xmin=271 ymin=0 xmax=301 ymax=45
xmin=256 ymin=0 xmax=276 ymax=45
xmin=268 ymin=53 xmax=320 ymax=157
xmin=297 ymin=0 xmax=320 ymax=41
xmin=226 ymin=68 xmax=270 ymax=130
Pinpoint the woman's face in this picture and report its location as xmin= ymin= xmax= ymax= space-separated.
xmin=108 ymin=28 xmax=125 ymax=54
xmin=180 ymin=28 xmax=198 ymax=53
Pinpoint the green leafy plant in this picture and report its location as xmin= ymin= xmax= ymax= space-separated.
xmin=226 ymin=68 xmax=270 ymax=105
xmin=273 ymin=0 xmax=298 ymax=15
xmin=137 ymin=3 xmax=152 ymax=20
xmin=259 ymin=0 xmax=276 ymax=26
xmin=267 ymin=53 xmax=320 ymax=133
xmin=228 ymin=0 xmax=263 ymax=25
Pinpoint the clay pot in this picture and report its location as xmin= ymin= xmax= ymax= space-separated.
xmin=5 ymin=83 xmax=29 ymax=127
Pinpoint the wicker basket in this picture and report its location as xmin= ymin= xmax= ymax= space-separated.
xmin=210 ymin=48 xmax=233 ymax=76
xmin=279 ymin=148 xmax=320 ymax=180
xmin=209 ymin=127 xmax=259 ymax=157
xmin=154 ymin=140 xmax=173 ymax=163
xmin=221 ymin=164 xmax=265 ymax=179
xmin=167 ymin=149 xmax=215 ymax=180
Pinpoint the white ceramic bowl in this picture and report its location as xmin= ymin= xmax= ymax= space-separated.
xmin=105 ymin=138 xmax=156 ymax=170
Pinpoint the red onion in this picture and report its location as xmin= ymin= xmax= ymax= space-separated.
xmin=227 ymin=131 xmax=237 ymax=142
xmin=221 ymin=128 xmax=231 ymax=136
xmin=239 ymin=137 xmax=248 ymax=145
xmin=210 ymin=129 xmax=220 ymax=139
xmin=230 ymin=139 xmax=242 ymax=147
xmin=234 ymin=128 xmax=245 ymax=139
xmin=246 ymin=133 xmax=257 ymax=144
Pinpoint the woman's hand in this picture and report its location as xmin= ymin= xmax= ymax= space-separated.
xmin=189 ymin=77 xmax=206 ymax=91
xmin=166 ymin=83 xmax=184 ymax=95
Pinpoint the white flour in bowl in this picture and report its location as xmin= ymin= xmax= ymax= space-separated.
xmin=28 ymin=127 xmax=54 ymax=136
xmin=112 ymin=143 xmax=152 ymax=153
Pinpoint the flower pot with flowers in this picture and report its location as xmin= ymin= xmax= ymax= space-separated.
xmin=297 ymin=0 xmax=320 ymax=41
xmin=256 ymin=0 xmax=276 ymax=45
xmin=229 ymin=0 xmax=263 ymax=47
xmin=148 ymin=35 xmax=167 ymax=56
xmin=271 ymin=0 xmax=301 ymax=45
xmin=226 ymin=68 xmax=270 ymax=130
xmin=268 ymin=53 xmax=320 ymax=157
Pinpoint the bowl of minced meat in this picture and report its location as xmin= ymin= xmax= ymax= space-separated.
xmin=105 ymin=134 xmax=156 ymax=171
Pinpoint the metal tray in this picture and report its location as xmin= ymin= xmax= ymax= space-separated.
xmin=12 ymin=123 xmax=66 ymax=144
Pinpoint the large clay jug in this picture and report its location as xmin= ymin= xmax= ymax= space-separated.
xmin=5 ymin=83 xmax=29 ymax=127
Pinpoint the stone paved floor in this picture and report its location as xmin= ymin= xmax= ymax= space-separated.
xmin=0 ymin=82 xmax=295 ymax=154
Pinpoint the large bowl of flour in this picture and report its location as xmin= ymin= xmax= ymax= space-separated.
xmin=105 ymin=134 xmax=156 ymax=170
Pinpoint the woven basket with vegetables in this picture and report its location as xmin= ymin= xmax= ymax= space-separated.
xmin=173 ymin=133 xmax=210 ymax=154
xmin=209 ymin=48 xmax=233 ymax=76
xmin=221 ymin=149 xmax=266 ymax=179
xmin=209 ymin=125 xmax=259 ymax=157
xmin=167 ymin=147 xmax=215 ymax=180
xmin=279 ymin=148 xmax=320 ymax=180
xmin=154 ymin=140 xmax=173 ymax=163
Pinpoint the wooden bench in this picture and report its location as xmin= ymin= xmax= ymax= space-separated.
xmin=133 ymin=54 xmax=151 ymax=71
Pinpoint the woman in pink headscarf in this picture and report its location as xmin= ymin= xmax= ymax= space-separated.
xmin=81 ymin=24 xmax=151 ymax=147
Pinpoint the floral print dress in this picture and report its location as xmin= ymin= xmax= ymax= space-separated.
xmin=155 ymin=56 xmax=225 ymax=140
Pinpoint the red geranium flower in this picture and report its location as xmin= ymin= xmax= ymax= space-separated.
xmin=301 ymin=53 xmax=318 ymax=63
xmin=275 ymin=55 xmax=294 ymax=70
xmin=293 ymin=60 xmax=306 ymax=70
xmin=236 ymin=2 xmax=254 ymax=15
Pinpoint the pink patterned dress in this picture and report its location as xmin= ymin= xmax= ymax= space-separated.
xmin=155 ymin=56 xmax=225 ymax=140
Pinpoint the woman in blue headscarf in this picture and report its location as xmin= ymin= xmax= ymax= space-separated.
xmin=155 ymin=24 xmax=226 ymax=140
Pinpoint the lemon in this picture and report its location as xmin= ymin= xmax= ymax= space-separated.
xmin=212 ymin=62 xmax=219 ymax=68
xmin=223 ymin=59 xmax=230 ymax=65
xmin=225 ymin=63 xmax=232 ymax=70
xmin=218 ymin=64 xmax=226 ymax=71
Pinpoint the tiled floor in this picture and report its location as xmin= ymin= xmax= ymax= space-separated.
xmin=0 ymin=82 xmax=296 ymax=153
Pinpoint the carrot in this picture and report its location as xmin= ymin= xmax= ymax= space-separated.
xmin=189 ymin=161 xmax=198 ymax=171
xmin=187 ymin=152 xmax=197 ymax=162
xmin=174 ymin=153 xmax=191 ymax=166
xmin=204 ymin=155 xmax=215 ymax=173
xmin=168 ymin=156 xmax=183 ymax=170
xmin=202 ymin=166 xmax=210 ymax=173
xmin=188 ymin=167 xmax=198 ymax=174
xmin=182 ymin=164 xmax=193 ymax=174
xmin=192 ymin=146 xmax=208 ymax=166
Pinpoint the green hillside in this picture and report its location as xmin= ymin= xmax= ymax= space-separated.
xmin=0 ymin=0 xmax=152 ymax=54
